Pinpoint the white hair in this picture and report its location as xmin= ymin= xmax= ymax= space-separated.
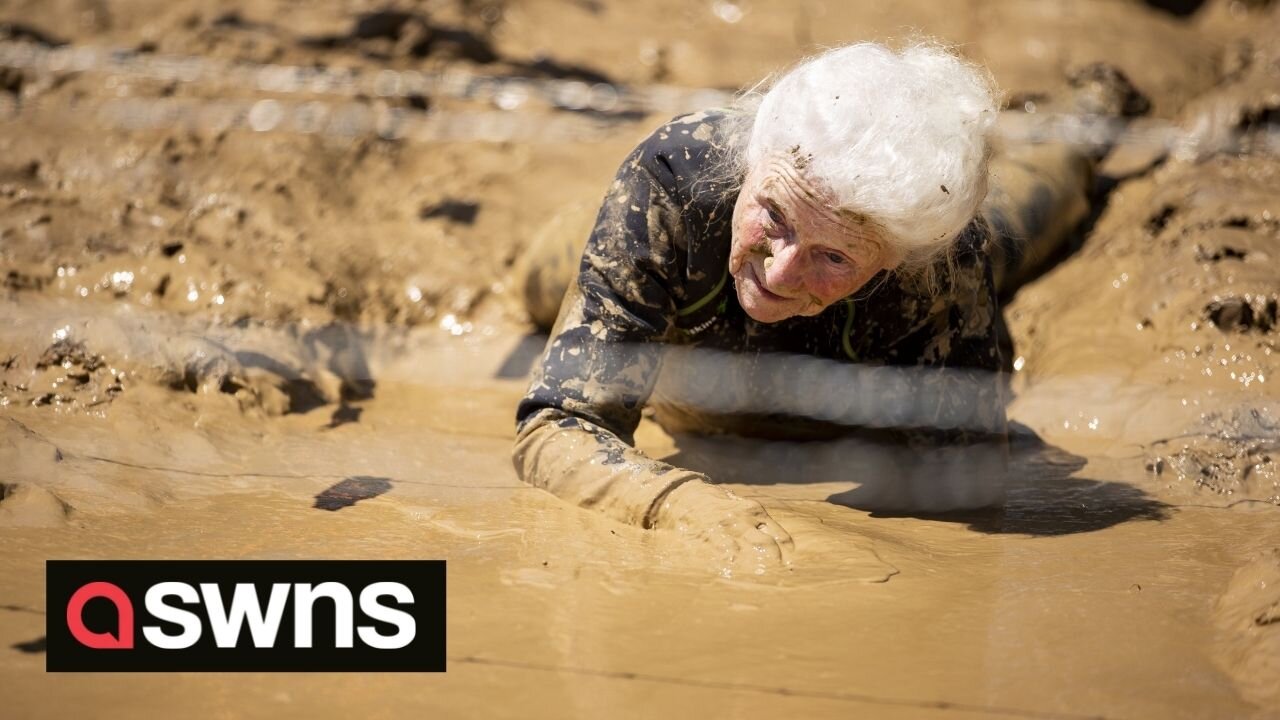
xmin=742 ymin=42 xmax=999 ymax=269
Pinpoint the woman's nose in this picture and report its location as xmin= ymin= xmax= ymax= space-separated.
xmin=764 ymin=244 xmax=805 ymax=291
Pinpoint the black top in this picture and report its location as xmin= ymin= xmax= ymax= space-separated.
xmin=513 ymin=110 xmax=1006 ymax=523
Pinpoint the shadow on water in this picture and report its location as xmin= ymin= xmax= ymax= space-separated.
xmin=848 ymin=479 xmax=1174 ymax=538
xmin=12 ymin=636 xmax=46 ymax=654
xmin=964 ymin=476 xmax=1173 ymax=536
xmin=666 ymin=422 xmax=1171 ymax=538
xmin=836 ymin=425 xmax=1173 ymax=536
xmin=970 ymin=426 xmax=1172 ymax=536
xmin=313 ymin=476 xmax=393 ymax=511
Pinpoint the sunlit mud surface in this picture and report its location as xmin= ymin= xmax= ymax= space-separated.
xmin=2 ymin=0 xmax=1280 ymax=717
xmin=2 ymin=314 xmax=1277 ymax=718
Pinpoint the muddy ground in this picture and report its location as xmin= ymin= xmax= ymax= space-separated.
xmin=1 ymin=0 xmax=1279 ymax=717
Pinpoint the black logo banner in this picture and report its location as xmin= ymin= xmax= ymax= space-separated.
xmin=46 ymin=560 xmax=446 ymax=672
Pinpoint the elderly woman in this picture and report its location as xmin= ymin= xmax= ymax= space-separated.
xmin=513 ymin=42 xmax=1137 ymax=574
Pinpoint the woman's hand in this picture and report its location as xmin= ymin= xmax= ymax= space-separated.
xmin=651 ymin=479 xmax=794 ymax=577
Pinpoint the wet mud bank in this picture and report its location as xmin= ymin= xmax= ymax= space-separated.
xmin=1008 ymin=153 xmax=1280 ymax=505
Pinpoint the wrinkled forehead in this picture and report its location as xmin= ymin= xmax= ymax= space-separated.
xmin=756 ymin=165 xmax=889 ymax=258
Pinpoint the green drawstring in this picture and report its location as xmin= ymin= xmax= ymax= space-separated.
xmin=677 ymin=270 xmax=857 ymax=359
xmin=676 ymin=266 xmax=729 ymax=317
xmin=842 ymin=299 xmax=858 ymax=361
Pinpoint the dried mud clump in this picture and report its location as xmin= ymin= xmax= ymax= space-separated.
xmin=0 ymin=337 xmax=125 ymax=412
xmin=1205 ymin=294 xmax=1278 ymax=333
xmin=1146 ymin=407 xmax=1280 ymax=503
xmin=0 ymin=481 xmax=74 ymax=527
xmin=299 ymin=10 xmax=499 ymax=64
xmin=1148 ymin=442 xmax=1278 ymax=503
xmin=134 ymin=324 xmax=365 ymax=417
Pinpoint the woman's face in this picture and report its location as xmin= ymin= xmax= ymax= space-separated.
xmin=729 ymin=155 xmax=897 ymax=324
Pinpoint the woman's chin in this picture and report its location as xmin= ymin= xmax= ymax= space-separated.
xmin=737 ymin=288 xmax=796 ymax=324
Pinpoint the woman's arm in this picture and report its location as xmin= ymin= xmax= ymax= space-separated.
xmin=514 ymin=143 xmax=687 ymax=524
xmin=514 ymin=139 xmax=792 ymax=570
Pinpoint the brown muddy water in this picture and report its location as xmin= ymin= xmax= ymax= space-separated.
xmin=2 ymin=0 xmax=1280 ymax=718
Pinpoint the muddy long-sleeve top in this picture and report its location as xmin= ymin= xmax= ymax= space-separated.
xmin=514 ymin=111 xmax=1007 ymax=526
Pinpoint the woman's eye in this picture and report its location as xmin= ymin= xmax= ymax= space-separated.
xmin=824 ymin=251 xmax=848 ymax=265
xmin=765 ymin=205 xmax=785 ymax=225
xmin=762 ymin=215 xmax=787 ymax=238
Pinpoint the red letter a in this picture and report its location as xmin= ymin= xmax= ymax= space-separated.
xmin=67 ymin=581 xmax=134 ymax=649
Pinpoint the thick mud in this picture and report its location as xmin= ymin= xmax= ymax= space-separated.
xmin=2 ymin=0 xmax=1279 ymax=718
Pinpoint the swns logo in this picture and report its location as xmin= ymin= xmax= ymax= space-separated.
xmin=46 ymin=560 xmax=445 ymax=672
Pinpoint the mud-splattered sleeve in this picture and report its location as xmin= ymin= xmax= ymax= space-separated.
xmin=512 ymin=145 xmax=703 ymax=527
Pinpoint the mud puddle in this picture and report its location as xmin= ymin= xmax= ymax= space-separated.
xmin=0 ymin=308 xmax=1275 ymax=718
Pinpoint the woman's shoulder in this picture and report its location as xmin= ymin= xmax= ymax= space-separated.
xmin=631 ymin=109 xmax=740 ymax=204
